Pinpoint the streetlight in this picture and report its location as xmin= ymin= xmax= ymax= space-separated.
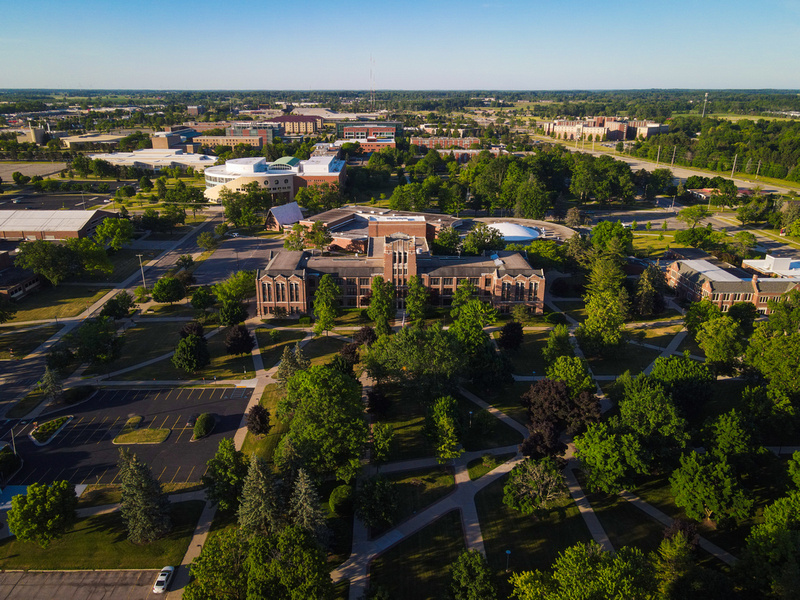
xmin=469 ymin=411 xmax=473 ymax=428
xmin=136 ymin=254 xmax=146 ymax=291
xmin=505 ymin=550 xmax=511 ymax=572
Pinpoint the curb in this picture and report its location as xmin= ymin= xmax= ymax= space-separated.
xmin=28 ymin=415 xmax=73 ymax=447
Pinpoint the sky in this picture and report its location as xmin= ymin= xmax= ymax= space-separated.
xmin=3 ymin=0 xmax=800 ymax=90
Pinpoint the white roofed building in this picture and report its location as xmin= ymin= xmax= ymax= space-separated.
xmin=0 ymin=210 xmax=116 ymax=241
xmin=89 ymin=149 xmax=217 ymax=173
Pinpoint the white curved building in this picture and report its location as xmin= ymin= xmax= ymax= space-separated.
xmin=204 ymin=155 xmax=346 ymax=203
xmin=488 ymin=222 xmax=541 ymax=243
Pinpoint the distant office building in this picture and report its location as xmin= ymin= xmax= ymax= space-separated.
xmin=0 ymin=210 xmax=116 ymax=241
xmin=89 ymin=149 xmax=216 ymax=172
xmin=410 ymin=137 xmax=481 ymax=150
xmin=187 ymin=105 xmax=206 ymax=116
xmin=61 ymin=133 xmax=127 ymax=149
xmin=269 ymin=115 xmax=322 ymax=134
xmin=336 ymin=121 xmax=403 ymax=138
xmin=195 ymin=135 xmax=263 ymax=149
xmin=666 ymin=258 xmax=800 ymax=313
xmin=334 ymin=138 xmax=396 ymax=153
xmin=203 ymin=155 xmax=346 ymax=202
xmin=541 ymin=117 xmax=668 ymax=141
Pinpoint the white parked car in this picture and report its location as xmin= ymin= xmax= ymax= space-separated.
xmin=152 ymin=566 xmax=174 ymax=594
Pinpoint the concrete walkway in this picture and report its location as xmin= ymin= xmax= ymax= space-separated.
xmin=565 ymin=461 xmax=613 ymax=552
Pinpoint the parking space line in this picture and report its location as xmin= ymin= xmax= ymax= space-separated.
xmin=18 ymin=468 xmax=39 ymax=486
xmin=75 ymin=417 xmax=107 ymax=445
xmin=154 ymin=414 xmax=170 ymax=430
xmin=157 ymin=466 xmax=167 ymax=481
xmin=56 ymin=417 xmax=89 ymax=446
xmin=95 ymin=468 xmax=108 ymax=484
xmin=169 ymin=414 xmax=182 ymax=431
xmin=169 ymin=467 xmax=181 ymax=484
xmin=98 ymin=416 xmax=120 ymax=444
xmin=110 ymin=470 xmax=121 ymax=484
xmin=175 ymin=425 xmax=190 ymax=443
xmin=80 ymin=467 xmax=97 ymax=485
xmin=184 ymin=466 xmax=195 ymax=482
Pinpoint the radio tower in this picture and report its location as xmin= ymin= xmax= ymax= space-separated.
xmin=701 ymin=92 xmax=709 ymax=118
xmin=370 ymin=54 xmax=376 ymax=109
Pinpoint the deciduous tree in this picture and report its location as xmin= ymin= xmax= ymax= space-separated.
xmin=313 ymin=274 xmax=340 ymax=336
xmin=7 ymin=481 xmax=77 ymax=548
xmin=171 ymin=334 xmax=210 ymax=373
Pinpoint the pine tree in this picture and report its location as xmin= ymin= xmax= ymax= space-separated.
xmin=202 ymin=438 xmax=248 ymax=514
xmin=117 ymin=449 xmax=172 ymax=544
xmin=294 ymin=341 xmax=310 ymax=370
xmin=238 ymin=454 xmax=282 ymax=537
xmin=289 ymin=468 xmax=329 ymax=544
xmin=40 ymin=366 xmax=63 ymax=402
xmin=275 ymin=344 xmax=299 ymax=388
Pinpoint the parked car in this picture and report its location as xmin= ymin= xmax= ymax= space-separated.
xmin=186 ymin=413 xmax=199 ymax=427
xmin=152 ymin=566 xmax=174 ymax=594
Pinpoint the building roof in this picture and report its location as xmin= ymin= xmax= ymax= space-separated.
xmin=0 ymin=210 xmax=109 ymax=233
xmin=268 ymin=202 xmax=303 ymax=228
xmin=487 ymin=222 xmax=541 ymax=243
xmin=273 ymin=156 xmax=301 ymax=167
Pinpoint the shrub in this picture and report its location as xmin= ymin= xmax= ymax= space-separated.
xmin=545 ymin=312 xmax=568 ymax=325
xmin=268 ymin=329 xmax=281 ymax=343
xmin=298 ymin=316 xmax=312 ymax=325
xmin=246 ymin=405 xmax=271 ymax=436
xmin=62 ymin=385 xmax=95 ymax=405
xmin=193 ymin=413 xmax=214 ymax=440
xmin=329 ymin=484 xmax=354 ymax=516
xmin=0 ymin=446 xmax=21 ymax=479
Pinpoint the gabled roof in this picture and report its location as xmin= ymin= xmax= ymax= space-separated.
xmin=268 ymin=202 xmax=303 ymax=227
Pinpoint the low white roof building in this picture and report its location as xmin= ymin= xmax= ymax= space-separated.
xmin=89 ymin=149 xmax=217 ymax=172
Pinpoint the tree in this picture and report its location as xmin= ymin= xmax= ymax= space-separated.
xmin=503 ymin=457 xmax=568 ymax=515
xmin=7 ymin=481 xmax=77 ymax=548
xmin=450 ymin=549 xmax=498 ymax=600
xmin=283 ymin=223 xmax=305 ymax=251
xmin=577 ymin=288 xmax=626 ymax=353
xmin=545 ymin=355 xmax=594 ymax=397
xmin=15 ymin=240 xmax=79 ymax=286
xmin=498 ymin=320 xmax=524 ymax=351
xmin=313 ymin=274 xmax=340 ymax=336
xmin=509 ymin=542 xmax=654 ymax=600
xmin=176 ymin=254 xmax=195 ymax=270
xmin=181 ymin=321 xmax=204 ymax=339
xmin=450 ymin=299 xmax=497 ymax=361
xmin=94 ymin=217 xmax=134 ymax=251
xmin=429 ymin=395 xmax=463 ymax=464
xmin=213 ymin=270 xmax=255 ymax=304
xmin=731 ymin=231 xmax=757 ymax=257
xmin=306 ymin=221 xmax=332 ymax=251
xmin=542 ymin=324 xmax=574 ymax=366
xmin=590 ymin=220 xmax=633 ymax=252
xmin=117 ymin=449 xmax=172 ymax=544
xmin=202 ymin=438 xmax=248 ymax=513
xmin=677 ymin=205 xmax=711 ymax=228
xmin=405 ymin=275 xmax=428 ymax=323
xmin=727 ymin=301 xmax=758 ymax=336
xmin=684 ymin=301 xmax=722 ymax=338
xmin=289 ymin=468 xmax=329 ymax=542
xmin=151 ymin=276 xmax=185 ymax=304
xmin=276 ymin=365 xmax=367 ymax=482
xmin=171 ymin=334 xmax=210 ymax=373
xmin=191 ymin=286 xmax=215 ymax=313
xmin=100 ymin=291 xmax=135 ymax=319
xmin=450 ymin=279 xmax=477 ymax=319
xmin=218 ymin=300 xmax=249 ymax=328
xmin=73 ymin=316 xmax=122 ymax=364
xmin=275 ymin=342 xmax=309 ymax=389
xmin=225 ymin=324 xmax=254 ymax=355
xmin=372 ymin=422 xmax=394 ymax=467
xmin=434 ymin=227 xmax=461 ymax=255
xmin=574 ymin=420 xmax=648 ymax=493
xmin=521 ymin=378 xmax=598 ymax=436
xmin=670 ymin=451 xmax=753 ymax=524
xmin=367 ymin=276 xmax=395 ymax=336
xmin=356 ymin=475 xmax=398 ymax=529
xmin=696 ymin=315 xmax=744 ymax=374
xmin=246 ymin=404 xmax=271 ymax=436
xmin=634 ymin=264 xmax=665 ymax=317
xmin=183 ymin=528 xmax=248 ymax=600
xmin=462 ymin=222 xmax=505 ymax=255
xmin=649 ymin=354 xmax=714 ymax=417
xmin=238 ymin=454 xmax=281 ymax=537
xmin=40 ymin=366 xmax=63 ymax=403
xmin=197 ymin=231 xmax=218 ymax=250
xmin=0 ymin=296 xmax=16 ymax=324
xmin=353 ymin=325 xmax=377 ymax=347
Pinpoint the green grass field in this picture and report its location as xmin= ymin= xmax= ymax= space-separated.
xmin=626 ymin=323 xmax=683 ymax=348
xmin=494 ymin=330 xmax=549 ymax=376
xmin=85 ymin=320 xmax=186 ymax=376
xmin=467 ymin=453 xmax=516 ymax=480
xmin=369 ymin=511 xmax=465 ymax=600
xmin=304 ymin=336 xmax=347 ymax=366
xmin=10 ymin=285 xmax=111 ymax=322
xmin=463 ymin=382 xmax=530 ymax=427
xmin=256 ymin=329 xmax=307 ymax=369
xmin=0 ymin=500 xmax=204 ymax=570
xmin=475 ymin=474 xmax=592 ymax=597
xmin=70 ymin=249 xmax=161 ymax=284
xmin=457 ymin=394 xmax=523 ymax=451
xmin=551 ymin=300 xmax=586 ymax=323
xmin=585 ymin=343 xmax=663 ymax=377
xmin=239 ymin=384 xmax=288 ymax=463
xmin=377 ymin=390 xmax=433 ymax=462
xmin=5 ymin=389 xmax=47 ymax=419
xmin=0 ymin=324 xmax=62 ymax=359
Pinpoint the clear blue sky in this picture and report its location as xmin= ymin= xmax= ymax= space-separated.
xmin=3 ymin=0 xmax=799 ymax=90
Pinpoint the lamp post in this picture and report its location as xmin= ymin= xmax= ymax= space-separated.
xmin=505 ymin=549 xmax=511 ymax=572
xmin=469 ymin=410 xmax=473 ymax=428
xmin=136 ymin=254 xmax=146 ymax=291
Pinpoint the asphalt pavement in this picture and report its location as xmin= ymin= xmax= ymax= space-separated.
xmin=0 ymin=570 xmax=161 ymax=600
xmin=193 ymin=234 xmax=283 ymax=286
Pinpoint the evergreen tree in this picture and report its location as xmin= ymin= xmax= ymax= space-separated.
xmin=238 ymin=454 xmax=282 ymax=537
xmin=635 ymin=264 xmax=665 ymax=317
xmin=40 ymin=366 xmax=63 ymax=402
xmin=542 ymin=323 xmax=574 ymax=366
xmin=313 ymin=274 xmax=341 ymax=336
xmin=202 ymin=438 xmax=248 ymax=513
xmin=294 ymin=340 xmax=310 ymax=370
xmin=275 ymin=344 xmax=300 ymax=388
xmin=289 ymin=468 xmax=329 ymax=543
xmin=118 ymin=449 xmax=172 ymax=544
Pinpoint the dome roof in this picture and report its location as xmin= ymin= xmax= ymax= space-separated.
xmin=487 ymin=222 xmax=541 ymax=243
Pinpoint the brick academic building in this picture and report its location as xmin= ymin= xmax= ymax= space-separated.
xmin=256 ymin=214 xmax=546 ymax=317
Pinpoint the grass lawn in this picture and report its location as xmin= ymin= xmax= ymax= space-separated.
xmin=85 ymin=320 xmax=186 ymax=376
xmin=467 ymin=452 xmax=516 ymax=480
xmin=677 ymin=334 xmax=705 ymax=358
xmin=335 ymin=309 xmax=371 ymax=327
xmin=494 ymin=330 xmax=549 ymax=376
xmin=256 ymin=328 xmax=307 ymax=369
xmin=463 ymin=382 xmax=530 ymax=427
xmin=117 ymin=326 xmax=255 ymax=381
xmin=369 ymin=510 xmax=465 ymax=600
xmin=10 ymin=285 xmax=111 ymax=322
xmin=456 ymin=394 xmax=523 ymax=451
xmin=692 ymin=378 xmax=749 ymax=430
xmin=552 ymin=300 xmax=586 ymax=323
xmin=377 ymin=389 xmax=432 ymax=462
xmin=0 ymin=500 xmax=204 ymax=570
xmin=142 ymin=302 xmax=197 ymax=317
xmin=70 ymin=249 xmax=161 ymax=284
xmin=32 ymin=416 xmax=69 ymax=443
xmin=586 ymin=343 xmax=663 ymax=377
xmin=375 ymin=467 xmax=455 ymax=538
xmin=304 ymin=335 xmax=347 ymax=366
xmin=6 ymin=389 xmax=47 ymax=419
xmin=626 ymin=323 xmax=683 ymax=348
xmin=0 ymin=324 xmax=61 ymax=359
xmin=633 ymin=233 xmax=688 ymax=258
xmin=239 ymin=384 xmax=288 ymax=463
xmin=113 ymin=416 xmax=170 ymax=444
xmin=475 ymin=474 xmax=592 ymax=597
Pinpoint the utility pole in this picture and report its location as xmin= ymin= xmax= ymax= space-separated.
xmin=656 ymin=146 xmax=661 ymax=167
xmin=731 ymin=154 xmax=738 ymax=178
xmin=756 ymin=159 xmax=762 ymax=179
xmin=136 ymin=254 xmax=146 ymax=291
xmin=701 ymin=92 xmax=709 ymax=118
xmin=671 ymin=146 xmax=676 ymax=167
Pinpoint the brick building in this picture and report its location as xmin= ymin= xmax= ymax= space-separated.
xmin=410 ymin=137 xmax=481 ymax=150
xmin=0 ymin=210 xmax=116 ymax=241
xmin=541 ymin=117 xmax=668 ymax=141
xmin=337 ymin=121 xmax=404 ymax=138
xmin=269 ymin=115 xmax=322 ymax=134
xmin=666 ymin=259 xmax=800 ymax=313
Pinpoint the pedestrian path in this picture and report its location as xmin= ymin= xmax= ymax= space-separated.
xmin=564 ymin=461 xmax=613 ymax=552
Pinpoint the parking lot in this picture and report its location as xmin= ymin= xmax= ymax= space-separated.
xmin=6 ymin=386 xmax=252 ymax=487
xmin=0 ymin=570 xmax=160 ymax=600
xmin=0 ymin=192 xmax=113 ymax=211
xmin=193 ymin=234 xmax=282 ymax=286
